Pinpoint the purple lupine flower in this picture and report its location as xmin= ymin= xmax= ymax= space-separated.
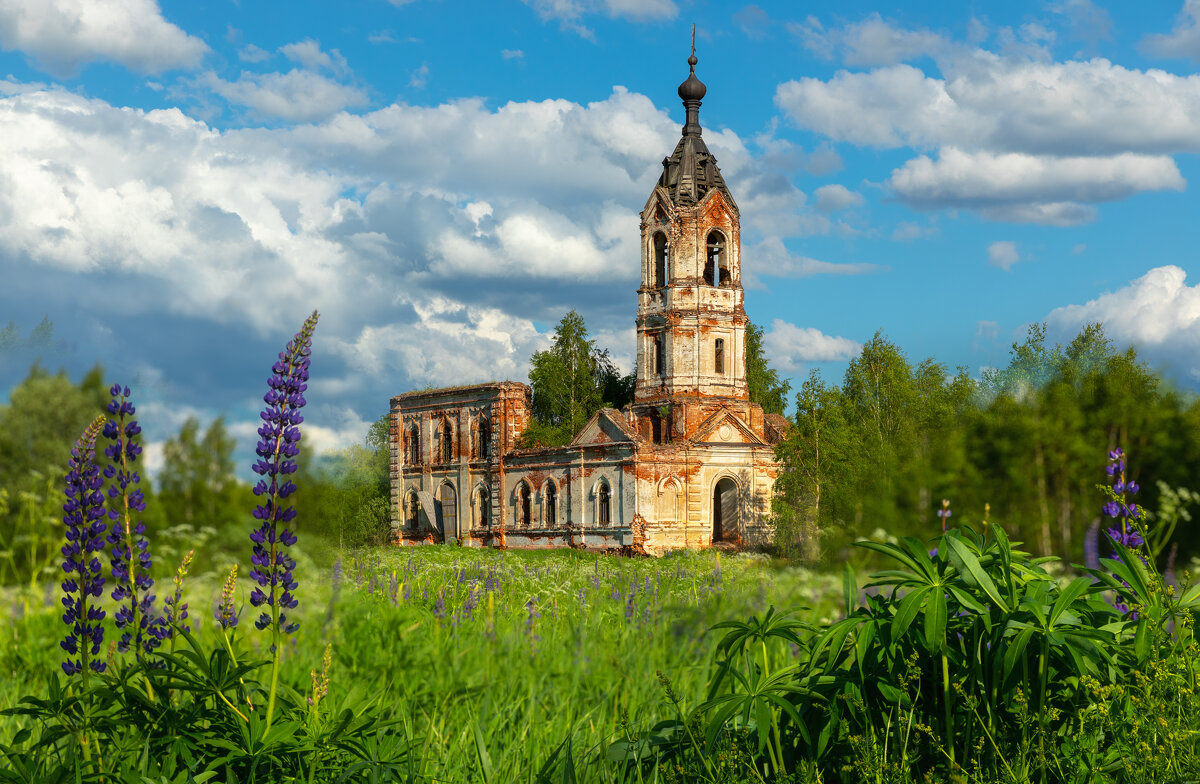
xmin=1101 ymin=447 xmax=1147 ymax=617
xmin=525 ymin=596 xmax=540 ymax=650
xmin=624 ymin=590 xmax=636 ymax=622
xmin=103 ymin=384 xmax=166 ymax=657
xmin=433 ymin=590 xmax=446 ymax=621
xmin=60 ymin=415 xmax=109 ymax=678
xmin=249 ymin=311 xmax=318 ymax=638
xmin=462 ymin=584 xmax=480 ymax=618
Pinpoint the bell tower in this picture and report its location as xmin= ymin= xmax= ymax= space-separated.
xmin=632 ymin=41 xmax=748 ymax=443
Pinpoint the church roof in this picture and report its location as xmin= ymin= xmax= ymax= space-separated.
xmin=655 ymin=49 xmax=736 ymax=210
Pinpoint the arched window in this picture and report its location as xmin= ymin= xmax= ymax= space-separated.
xmin=518 ymin=482 xmax=532 ymax=527
xmin=475 ymin=485 xmax=489 ymax=528
xmin=435 ymin=417 xmax=453 ymax=463
xmin=543 ymin=481 xmax=557 ymax=526
xmin=715 ymin=338 xmax=725 ymax=375
xmin=406 ymin=491 xmax=420 ymax=529
xmin=474 ymin=416 xmax=490 ymax=460
xmin=659 ymin=480 xmax=679 ymax=522
xmin=598 ymin=482 xmax=611 ymax=526
xmin=652 ymin=232 xmax=668 ymax=288
xmin=704 ymin=231 xmax=728 ymax=286
xmin=653 ymin=334 xmax=664 ymax=377
xmin=407 ymin=423 xmax=420 ymax=465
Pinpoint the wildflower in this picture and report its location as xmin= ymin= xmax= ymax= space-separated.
xmin=60 ymin=415 xmax=108 ymax=679
xmin=525 ymin=596 xmax=540 ymax=650
xmin=462 ymin=585 xmax=480 ymax=619
xmin=163 ymin=549 xmax=194 ymax=638
xmin=309 ymin=643 xmax=332 ymax=708
xmin=103 ymin=384 xmax=165 ymax=657
xmin=249 ymin=311 xmax=318 ymax=639
xmin=1101 ymin=446 xmax=1148 ymax=617
xmin=433 ymin=590 xmax=446 ymax=621
xmin=936 ymin=499 xmax=952 ymax=532
xmin=216 ymin=564 xmax=239 ymax=629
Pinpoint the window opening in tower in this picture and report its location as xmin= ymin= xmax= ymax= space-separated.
xmin=705 ymin=231 xmax=727 ymax=286
xmin=653 ymin=232 xmax=669 ymax=288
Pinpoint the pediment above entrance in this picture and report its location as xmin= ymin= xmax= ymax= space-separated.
xmin=690 ymin=408 xmax=765 ymax=446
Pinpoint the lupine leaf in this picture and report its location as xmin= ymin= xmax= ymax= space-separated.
xmin=1049 ymin=577 xmax=1093 ymax=626
xmin=892 ymin=586 xmax=932 ymax=641
xmin=925 ymin=587 xmax=946 ymax=653
xmin=945 ymin=536 xmax=1009 ymax=612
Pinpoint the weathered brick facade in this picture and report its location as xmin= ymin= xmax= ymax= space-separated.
xmin=389 ymin=55 xmax=786 ymax=555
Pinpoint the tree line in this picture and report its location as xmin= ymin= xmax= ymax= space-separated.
xmin=773 ymin=322 xmax=1200 ymax=566
xmin=1 ymin=314 xmax=1194 ymax=585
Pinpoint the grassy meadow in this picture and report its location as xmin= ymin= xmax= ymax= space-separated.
xmin=0 ymin=539 xmax=846 ymax=781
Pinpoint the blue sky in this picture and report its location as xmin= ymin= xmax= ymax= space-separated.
xmin=1 ymin=0 xmax=1199 ymax=478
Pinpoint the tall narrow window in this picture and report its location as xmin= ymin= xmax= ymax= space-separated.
xmin=653 ymin=334 xmax=664 ymax=376
xmin=715 ymin=338 xmax=725 ymax=375
xmin=406 ymin=492 xmax=420 ymax=529
xmin=470 ymin=415 xmax=484 ymax=458
xmin=705 ymin=231 xmax=727 ymax=286
xmin=598 ymin=483 xmax=611 ymax=526
xmin=440 ymin=417 xmax=453 ymax=463
xmin=407 ymin=423 xmax=420 ymax=464
xmin=653 ymin=232 xmax=668 ymax=288
xmin=544 ymin=482 xmax=557 ymax=526
xmin=519 ymin=482 xmax=532 ymax=527
xmin=476 ymin=486 xmax=489 ymax=527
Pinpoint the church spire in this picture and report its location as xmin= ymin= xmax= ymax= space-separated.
xmin=677 ymin=25 xmax=706 ymax=137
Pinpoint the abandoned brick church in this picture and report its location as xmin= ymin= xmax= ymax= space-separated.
xmin=388 ymin=51 xmax=788 ymax=554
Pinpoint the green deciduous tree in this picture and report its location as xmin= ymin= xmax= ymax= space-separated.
xmin=745 ymin=320 xmax=791 ymax=416
xmin=0 ymin=361 xmax=109 ymax=585
xmin=158 ymin=416 xmax=245 ymax=532
xmin=523 ymin=310 xmax=631 ymax=447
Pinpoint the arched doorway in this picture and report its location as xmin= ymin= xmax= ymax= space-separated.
xmin=712 ymin=477 xmax=737 ymax=542
xmin=437 ymin=482 xmax=456 ymax=540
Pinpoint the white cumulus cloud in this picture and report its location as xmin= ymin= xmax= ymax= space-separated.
xmin=1045 ymin=265 xmax=1200 ymax=381
xmin=0 ymin=0 xmax=207 ymax=76
xmin=888 ymin=148 xmax=1183 ymax=225
xmin=764 ymin=319 xmax=863 ymax=372
xmin=199 ymin=69 xmax=368 ymax=122
xmin=986 ymin=241 xmax=1020 ymax=271
xmin=814 ymin=183 xmax=864 ymax=212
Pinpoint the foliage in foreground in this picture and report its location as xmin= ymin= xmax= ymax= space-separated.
xmin=631 ymin=509 xmax=1200 ymax=781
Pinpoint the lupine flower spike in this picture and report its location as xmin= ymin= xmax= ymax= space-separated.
xmin=216 ymin=565 xmax=239 ymax=630
xmin=103 ymin=384 xmax=166 ymax=659
xmin=249 ymin=311 xmax=318 ymax=639
xmin=1101 ymin=447 xmax=1146 ymax=617
xmin=60 ymin=415 xmax=109 ymax=682
xmin=163 ymin=550 xmax=194 ymax=650
xmin=309 ymin=643 xmax=332 ymax=708
xmin=250 ymin=310 xmax=318 ymax=731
